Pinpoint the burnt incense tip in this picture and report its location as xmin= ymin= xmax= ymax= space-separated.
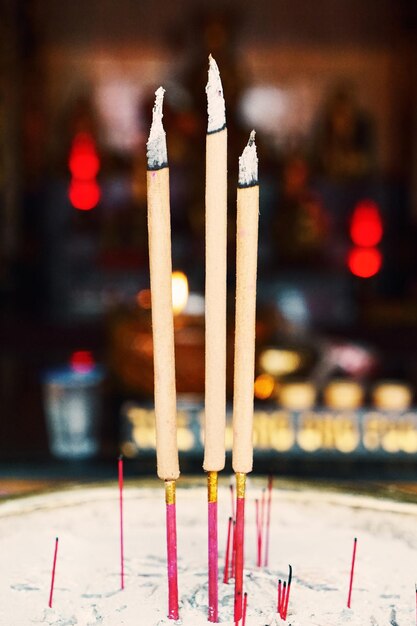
xmin=354 ymin=537 xmax=357 ymax=542
xmin=118 ymin=454 xmax=123 ymax=461
xmin=147 ymin=86 xmax=168 ymax=170
xmin=288 ymin=564 xmax=293 ymax=585
xmin=229 ymin=516 xmax=232 ymax=522
xmin=206 ymin=54 xmax=226 ymax=133
xmin=55 ymin=537 xmax=58 ymax=542
xmin=238 ymin=130 xmax=258 ymax=188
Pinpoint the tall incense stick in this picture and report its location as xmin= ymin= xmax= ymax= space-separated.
xmin=147 ymin=87 xmax=180 ymax=621
xmin=48 ymin=537 xmax=59 ymax=608
xmin=204 ymin=54 xmax=227 ymax=624
xmin=118 ymin=455 xmax=125 ymax=590
xmin=347 ymin=537 xmax=357 ymax=609
xmin=232 ymin=131 xmax=259 ymax=622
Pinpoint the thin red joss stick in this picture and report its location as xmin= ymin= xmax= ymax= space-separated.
xmin=263 ymin=475 xmax=273 ymax=567
xmin=280 ymin=581 xmax=287 ymax=618
xmin=230 ymin=483 xmax=235 ymax=520
xmin=234 ymin=475 xmax=246 ymax=622
xmin=347 ymin=537 xmax=357 ymax=609
xmin=277 ymin=579 xmax=282 ymax=614
xmin=223 ymin=517 xmax=233 ymax=584
xmin=48 ymin=537 xmax=59 ymax=608
xmin=166 ymin=481 xmax=179 ymax=620
xmin=260 ymin=488 xmax=266 ymax=567
xmin=242 ymin=591 xmax=248 ymax=626
xmin=208 ymin=472 xmax=218 ymax=622
xmin=282 ymin=565 xmax=292 ymax=620
xmin=231 ymin=520 xmax=236 ymax=579
xmin=255 ymin=499 xmax=261 ymax=567
xmin=118 ymin=455 xmax=125 ymax=590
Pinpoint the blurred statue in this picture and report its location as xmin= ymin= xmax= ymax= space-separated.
xmin=312 ymin=85 xmax=375 ymax=180
xmin=274 ymin=153 xmax=328 ymax=265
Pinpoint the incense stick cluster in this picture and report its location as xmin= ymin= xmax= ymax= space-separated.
xmin=147 ymin=55 xmax=258 ymax=622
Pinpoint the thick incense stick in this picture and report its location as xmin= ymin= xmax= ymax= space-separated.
xmin=204 ymin=55 xmax=227 ymax=623
xmin=165 ymin=481 xmax=179 ymax=620
xmin=232 ymin=132 xmax=258 ymax=623
xmin=347 ymin=537 xmax=357 ymax=609
xmin=204 ymin=53 xmax=227 ymax=473
xmin=234 ymin=472 xmax=246 ymax=622
xmin=147 ymin=86 xmax=180 ymax=482
xmin=48 ymin=537 xmax=59 ymax=608
xmin=232 ymin=131 xmax=259 ymax=474
xmin=118 ymin=455 xmax=125 ymax=590
xmin=208 ymin=471 xmax=218 ymax=622
xmin=147 ymin=87 xmax=180 ymax=621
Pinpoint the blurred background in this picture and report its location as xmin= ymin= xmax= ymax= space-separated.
xmin=1 ymin=0 xmax=417 ymax=482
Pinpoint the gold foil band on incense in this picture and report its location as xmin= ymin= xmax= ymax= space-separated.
xmin=207 ymin=471 xmax=218 ymax=503
xmin=165 ymin=480 xmax=176 ymax=505
xmin=236 ymin=472 xmax=246 ymax=499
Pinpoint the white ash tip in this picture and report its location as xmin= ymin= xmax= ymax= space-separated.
xmin=146 ymin=86 xmax=168 ymax=170
xmin=238 ymin=130 xmax=258 ymax=187
xmin=206 ymin=54 xmax=226 ymax=134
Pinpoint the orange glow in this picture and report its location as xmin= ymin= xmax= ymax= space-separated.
xmin=348 ymin=247 xmax=382 ymax=278
xmin=136 ymin=289 xmax=152 ymax=309
xmin=70 ymin=350 xmax=95 ymax=374
xmin=69 ymin=133 xmax=100 ymax=179
xmin=69 ymin=179 xmax=101 ymax=211
xmin=350 ymin=200 xmax=383 ymax=247
xmin=172 ymin=271 xmax=189 ymax=315
xmin=254 ymin=374 xmax=275 ymax=400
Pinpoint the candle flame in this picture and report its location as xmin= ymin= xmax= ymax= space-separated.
xmin=172 ymin=271 xmax=189 ymax=315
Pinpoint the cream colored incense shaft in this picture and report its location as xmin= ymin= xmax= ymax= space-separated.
xmin=147 ymin=88 xmax=179 ymax=481
xmin=204 ymin=55 xmax=227 ymax=472
xmin=232 ymin=132 xmax=259 ymax=474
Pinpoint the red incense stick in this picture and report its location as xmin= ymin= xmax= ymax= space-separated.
xmin=230 ymin=483 xmax=235 ymax=520
xmin=208 ymin=472 xmax=218 ymax=622
xmin=280 ymin=581 xmax=287 ymax=618
xmin=231 ymin=520 xmax=236 ymax=579
xmin=347 ymin=537 xmax=357 ymax=609
xmin=282 ymin=564 xmax=292 ymax=620
xmin=223 ymin=517 xmax=233 ymax=584
xmin=277 ymin=579 xmax=282 ymax=614
xmin=263 ymin=475 xmax=273 ymax=567
xmin=255 ymin=499 xmax=261 ymax=567
xmin=234 ymin=473 xmax=246 ymax=623
xmin=118 ymin=455 xmax=125 ymax=590
xmin=165 ymin=481 xmax=179 ymax=620
xmin=260 ymin=488 xmax=266 ymax=567
xmin=48 ymin=537 xmax=59 ymax=608
xmin=242 ymin=591 xmax=248 ymax=626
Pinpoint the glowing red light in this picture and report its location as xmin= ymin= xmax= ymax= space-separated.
xmin=348 ymin=247 xmax=382 ymax=278
xmin=69 ymin=179 xmax=100 ymax=211
xmin=69 ymin=133 xmax=99 ymax=178
xmin=350 ymin=200 xmax=383 ymax=247
xmin=70 ymin=350 xmax=95 ymax=374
